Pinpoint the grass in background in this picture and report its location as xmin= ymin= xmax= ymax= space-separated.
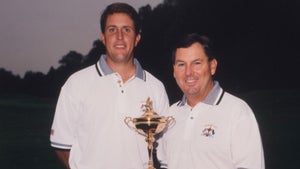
xmin=240 ymin=88 xmax=300 ymax=169
xmin=0 ymin=95 xmax=63 ymax=169
xmin=0 ymin=88 xmax=299 ymax=169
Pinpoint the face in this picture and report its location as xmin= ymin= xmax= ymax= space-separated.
xmin=173 ymin=42 xmax=217 ymax=100
xmin=100 ymin=13 xmax=141 ymax=64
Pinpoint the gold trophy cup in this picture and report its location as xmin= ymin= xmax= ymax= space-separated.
xmin=124 ymin=97 xmax=175 ymax=169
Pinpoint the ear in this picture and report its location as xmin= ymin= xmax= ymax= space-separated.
xmin=134 ymin=34 xmax=141 ymax=46
xmin=100 ymin=33 xmax=105 ymax=45
xmin=210 ymin=59 xmax=218 ymax=75
xmin=173 ymin=65 xmax=177 ymax=79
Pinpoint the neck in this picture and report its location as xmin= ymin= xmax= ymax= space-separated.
xmin=187 ymin=95 xmax=203 ymax=108
xmin=108 ymin=61 xmax=136 ymax=82
xmin=187 ymin=80 xmax=215 ymax=108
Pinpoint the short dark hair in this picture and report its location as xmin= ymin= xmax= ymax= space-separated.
xmin=100 ymin=2 xmax=141 ymax=34
xmin=172 ymin=33 xmax=215 ymax=64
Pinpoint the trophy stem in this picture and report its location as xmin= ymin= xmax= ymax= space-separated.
xmin=146 ymin=132 xmax=155 ymax=169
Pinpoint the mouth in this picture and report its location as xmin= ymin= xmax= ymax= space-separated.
xmin=185 ymin=78 xmax=196 ymax=83
xmin=184 ymin=78 xmax=198 ymax=86
xmin=114 ymin=44 xmax=126 ymax=49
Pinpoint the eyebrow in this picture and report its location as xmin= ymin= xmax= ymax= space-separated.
xmin=105 ymin=25 xmax=134 ymax=29
xmin=175 ymin=58 xmax=202 ymax=63
xmin=174 ymin=59 xmax=184 ymax=63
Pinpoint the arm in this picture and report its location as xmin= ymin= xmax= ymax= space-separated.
xmin=232 ymin=105 xmax=265 ymax=169
xmin=54 ymin=149 xmax=70 ymax=169
xmin=50 ymin=79 xmax=78 ymax=169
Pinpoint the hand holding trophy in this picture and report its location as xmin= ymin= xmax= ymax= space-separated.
xmin=124 ymin=97 xmax=175 ymax=169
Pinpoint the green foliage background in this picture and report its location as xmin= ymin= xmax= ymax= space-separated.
xmin=0 ymin=89 xmax=299 ymax=169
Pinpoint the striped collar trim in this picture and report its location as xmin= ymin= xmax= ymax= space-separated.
xmin=177 ymin=81 xmax=224 ymax=106
xmin=95 ymin=54 xmax=146 ymax=81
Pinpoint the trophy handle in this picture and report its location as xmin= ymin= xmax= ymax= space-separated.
xmin=124 ymin=117 xmax=136 ymax=130
xmin=166 ymin=116 xmax=176 ymax=129
xmin=124 ymin=117 xmax=146 ymax=136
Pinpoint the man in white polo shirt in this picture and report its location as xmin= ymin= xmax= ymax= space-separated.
xmin=163 ymin=33 xmax=265 ymax=169
xmin=50 ymin=3 xmax=169 ymax=169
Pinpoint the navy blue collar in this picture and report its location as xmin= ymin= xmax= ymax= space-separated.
xmin=96 ymin=54 xmax=146 ymax=81
xmin=177 ymin=81 xmax=224 ymax=106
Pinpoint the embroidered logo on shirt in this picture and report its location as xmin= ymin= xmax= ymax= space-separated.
xmin=202 ymin=124 xmax=216 ymax=137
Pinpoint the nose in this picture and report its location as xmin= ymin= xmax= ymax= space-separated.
xmin=185 ymin=65 xmax=192 ymax=76
xmin=117 ymin=29 xmax=124 ymax=40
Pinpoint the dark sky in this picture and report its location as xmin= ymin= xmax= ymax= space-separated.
xmin=0 ymin=0 xmax=162 ymax=77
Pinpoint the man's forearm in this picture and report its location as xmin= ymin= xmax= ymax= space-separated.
xmin=54 ymin=149 xmax=70 ymax=169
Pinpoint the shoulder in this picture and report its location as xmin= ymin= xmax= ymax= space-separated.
xmin=169 ymin=101 xmax=183 ymax=113
xmin=143 ymin=71 xmax=168 ymax=98
xmin=66 ymin=64 xmax=101 ymax=83
xmin=220 ymin=92 xmax=255 ymax=118
xmin=61 ymin=64 xmax=100 ymax=92
xmin=222 ymin=92 xmax=250 ymax=108
xmin=68 ymin=64 xmax=98 ymax=81
xmin=144 ymin=70 xmax=165 ymax=87
xmin=170 ymin=101 xmax=181 ymax=108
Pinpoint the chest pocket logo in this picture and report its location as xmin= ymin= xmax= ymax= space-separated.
xmin=201 ymin=124 xmax=216 ymax=137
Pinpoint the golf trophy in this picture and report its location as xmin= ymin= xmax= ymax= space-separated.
xmin=124 ymin=97 xmax=175 ymax=169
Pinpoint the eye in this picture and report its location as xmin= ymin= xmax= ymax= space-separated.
xmin=123 ymin=27 xmax=133 ymax=33
xmin=175 ymin=62 xmax=185 ymax=68
xmin=192 ymin=60 xmax=203 ymax=70
xmin=107 ymin=27 xmax=117 ymax=33
xmin=194 ymin=61 xmax=201 ymax=65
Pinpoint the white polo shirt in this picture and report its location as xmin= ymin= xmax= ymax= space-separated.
xmin=50 ymin=55 xmax=169 ymax=169
xmin=164 ymin=81 xmax=264 ymax=169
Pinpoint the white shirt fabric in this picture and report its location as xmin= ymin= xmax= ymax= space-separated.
xmin=163 ymin=81 xmax=265 ymax=169
xmin=50 ymin=55 xmax=169 ymax=169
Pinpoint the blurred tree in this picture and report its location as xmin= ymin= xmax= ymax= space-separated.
xmin=0 ymin=68 xmax=22 ymax=95
xmin=22 ymin=71 xmax=46 ymax=96
xmin=83 ymin=39 xmax=106 ymax=67
xmin=59 ymin=51 xmax=84 ymax=69
xmin=2 ymin=0 xmax=299 ymax=98
xmin=43 ymin=51 xmax=85 ymax=97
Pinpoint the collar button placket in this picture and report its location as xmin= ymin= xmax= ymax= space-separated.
xmin=114 ymin=73 xmax=124 ymax=94
xmin=189 ymin=107 xmax=195 ymax=120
